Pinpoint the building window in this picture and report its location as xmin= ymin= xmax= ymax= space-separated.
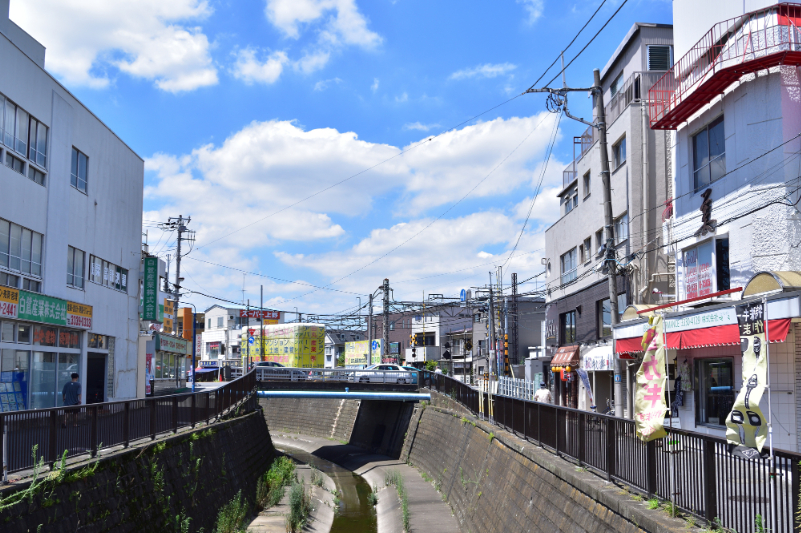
xmin=0 ymin=219 xmax=43 ymax=278
xmin=614 ymin=213 xmax=628 ymax=245
xmin=647 ymin=45 xmax=673 ymax=71
xmin=692 ymin=116 xmax=725 ymax=191
xmin=28 ymin=117 xmax=48 ymax=168
xmin=560 ymin=310 xmax=576 ymax=344
xmin=71 ymin=147 xmax=88 ymax=193
xmin=597 ymin=293 xmax=628 ymax=338
xmin=5 ymin=153 xmax=23 ymax=175
xmin=66 ymin=246 xmax=85 ymax=289
xmin=207 ymin=319 xmax=211 ymax=329
xmin=389 ymin=321 xmax=395 ymax=331
xmin=217 ymin=317 xmax=223 ymax=328
xmin=610 ymin=72 xmax=623 ymax=97
xmin=716 ymin=238 xmax=730 ymax=291
xmin=595 ymin=229 xmax=604 ymax=256
xmin=583 ymin=171 xmax=590 ymax=198
xmin=582 ymin=237 xmax=591 ymax=263
xmin=563 ymin=187 xmax=578 ymax=215
xmin=88 ymin=255 xmax=128 ymax=293
xmin=696 ymin=358 xmax=734 ymax=427
xmin=560 ymin=248 xmax=577 ymax=285
xmin=22 ymin=278 xmax=40 ymax=293
xmin=613 ymin=137 xmax=626 ymax=168
xmin=0 ymin=272 xmax=19 ymax=288
xmin=27 ymin=167 xmax=45 ymax=186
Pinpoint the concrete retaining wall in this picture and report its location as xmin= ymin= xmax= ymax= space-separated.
xmin=403 ymin=401 xmax=685 ymax=533
xmin=0 ymin=412 xmax=273 ymax=533
xmin=260 ymin=397 xmax=360 ymax=442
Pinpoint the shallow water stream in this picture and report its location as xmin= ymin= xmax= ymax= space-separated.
xmin=280 ymin=445 xmax=378 ymax=533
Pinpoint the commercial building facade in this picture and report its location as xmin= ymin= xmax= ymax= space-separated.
xmin=0 ymin=1 xmax=143 ymax=409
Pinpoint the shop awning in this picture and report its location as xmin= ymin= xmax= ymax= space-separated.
xmin=550 ymin=345 xmax=579 ymax=368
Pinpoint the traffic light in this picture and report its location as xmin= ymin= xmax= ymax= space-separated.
xmin=409 ymin=334 xmax=416 ymax=347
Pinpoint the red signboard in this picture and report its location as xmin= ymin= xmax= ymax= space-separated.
xmin=238 ymin=310 xmax=281 ymax=320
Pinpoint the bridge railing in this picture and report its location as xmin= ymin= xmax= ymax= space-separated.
xmin=1 ymin=370 xmax=258 ymax=479
xmin=421 ymin=371 xmax=801 ymax=533
xmin=255 ymin=367 xmax=419 ymax=386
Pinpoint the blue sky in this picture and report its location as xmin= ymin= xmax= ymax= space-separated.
xmin=12 ymin=0 xmax=671 ymax=317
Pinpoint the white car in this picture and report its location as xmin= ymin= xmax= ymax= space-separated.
xmin=352 ymin=364 xmax=413 ymax=384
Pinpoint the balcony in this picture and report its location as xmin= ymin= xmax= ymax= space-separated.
xmin=649 ymin=3 xmax=801 ymax=130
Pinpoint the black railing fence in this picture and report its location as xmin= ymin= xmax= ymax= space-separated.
xmin=422 ymin=372 xmax=801 ymax=533
xmin=2 ymin=371 xmax=258 ymax=477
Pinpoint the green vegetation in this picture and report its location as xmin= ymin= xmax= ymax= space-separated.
xmin=256 ymin=456 xmax=297 ymax=510
xmin=214 ymin=490 xmax=249 ymax=533
xmin=310 ymin=467 xmax=324 ymax=487
xmin=488 ymin=432 xmax=495 ymax=443
xmin=286 ymin=481 xmax=312 ymax=532
xmin=755 ymin=514 xmax=766 ymax=533
xmin=368 ymin=485 xmax=379 ymax=506
xmin=631 ymin=494 xmax=643 ymax=502
xmin=663 ymin=501 xmax=678 ymax=516
xmin=646 ymin=498 xmax=660 ymax=510
xmin=425 ymin=361 xmax=437 ymax=372
xmin=385 ymin=469 xmax=410 ymax=532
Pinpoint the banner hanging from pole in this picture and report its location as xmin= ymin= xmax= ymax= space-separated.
xmin=725 ymin=301 xmax=768 ymax=458
xmin=634 ymin=315 xmax=668 ymax=442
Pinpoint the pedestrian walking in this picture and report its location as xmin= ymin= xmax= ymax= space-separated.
xmin=434 ymin=366 xmax=442 ymax=375
xmin=533 ymin=382 xmax=552 ymax=404
xmin=62 ymin=373 xmax=82 ymax=427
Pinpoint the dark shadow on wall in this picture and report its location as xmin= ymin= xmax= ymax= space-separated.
xmin=348 ymin=400 xmax=414 ymax=459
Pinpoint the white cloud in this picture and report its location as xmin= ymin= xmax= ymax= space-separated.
xmin=294 ymin=50 xmax=331 ymax=74
xmin=450 ymin=63 xmax=517 ymax=80
xmin=403 ymin=122 xmax=440 ymax=132
xmin=265 ymin=0 xmax=382 ymax=47
xmin=313 ymin=77 xmax=343 ymax=91
xmin=231 ymin=48 xmax=289 ymax=85
xmin=10 ymin=0 xmax=218 ymax=92
xmin=395 ymin=92 xmax=408 ymax=103
xmin=517 ymin=0 xmax=545 ymax=24
xmin=371 ymin=78 xmax=379 ymax=92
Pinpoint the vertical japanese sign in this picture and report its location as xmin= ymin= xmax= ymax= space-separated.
xmin=0 ymin=286 xmax=19 ymax=319
xmin=634 ymin=315 xmax=668 ymax=442
xmin=725 ymin=301 xmax=768 ymax=458
xmin=142 ymin=257 xmax=158 ymax=321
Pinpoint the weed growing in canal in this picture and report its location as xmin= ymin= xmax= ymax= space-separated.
xmin=663 ymin=501 xmax=678 ymax=517
xmin=256 ymin=456 xmax=296 ymax=510
xmin=286 ymin=481 xmax=312 ymax=533
xmin=755 ymin=514 xmax=767 ymax=533
xmin=310 ymin=467 xmax=324 ymax=488
xmin=385 ymin=470 xmax=410 ymax=532
xmin=214 ymin=490 xmax=249 ymax=533
xmin=368 ymin=485 xmax=379 ymax=506
xmin=488 ymin=432 xmax=495 ymax=443
xmin=631 ymin=494 xmax=643 ymax=502
xmin=421 ymin=472 xmax=432 ymax=483
xmin=647 ymin=498 xmax=660 ymax=510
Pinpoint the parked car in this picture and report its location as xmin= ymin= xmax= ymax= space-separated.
xmin=255 ymin=365 xmax=307 ymax=381
xmin=351 ymin=364 xmax=413 ymax=384
xmin=401 ymin=366 xmax=419 ymax=384
xmin=255 ymin=361 xmax=284 ymax=367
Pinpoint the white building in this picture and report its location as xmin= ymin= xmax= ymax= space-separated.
xmin=201 ymin=304 xmax=283 ymax=363
xmin=405 ymin=306 xmax=472 ymax=365
xmin=324 ymin=329 xmax=365 ymax=368
xmin=0 ymin=0 xmax=143 ymax=408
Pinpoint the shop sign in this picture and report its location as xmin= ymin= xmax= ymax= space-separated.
xmin=0 ymin=286 xmax=19 ymax=319
xmin=67 ymin=302 xmax=93 ymax=329
xmin=582 ymin=351 xmax=613 ymax=371
xmin=18 ymin=290 xmax=68 ymax=326
xmin=683 ymin=240 xmax=714 ymax=299
xmin=156 ymin=334 xmax=190 ymax=354
xmin=142 ymin=257 xmax=159 ymax=321
xmin=634 ymin=316 xmax=668 ymax=442
xmin=239 ymin=309 xmax=281 ymax=320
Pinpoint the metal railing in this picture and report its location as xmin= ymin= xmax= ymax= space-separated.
xmin=255 ymin=366 xmax=419 ymax=385
xmin=422 ymin=372 xmax=801 ymax=533
xmin=1 ymin=370 xmax=258 ymax=477
xmin=649 ymin=3 xmax=801 ymax=128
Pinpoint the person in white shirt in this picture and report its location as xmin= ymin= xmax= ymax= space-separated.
xmin=434 ymin=366 xmax=442 ymax=374
xmin=533 ymin=382 xmax=552 ymax=404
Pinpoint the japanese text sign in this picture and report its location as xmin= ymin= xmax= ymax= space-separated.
xmin=18 ymin=291 xmax=67 ymax=326
xmin=142 ymin=257 xmax=158 ymax=321
xmin=239 ymin=309 xmax=281 ymax=320
xmin=0 ymin=286 xmax=19 ymax=319
xmin=67 ymin=301 xmax=93 ymax=329
xmin=634 ymin=315 xmax=668 ymax=442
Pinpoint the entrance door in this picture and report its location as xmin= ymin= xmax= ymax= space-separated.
xmin=86 ymin=353 xmax=106 ymax=404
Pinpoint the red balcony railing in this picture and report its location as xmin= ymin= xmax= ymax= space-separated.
xmin=649 ymin=3 xmax=801 ymax=129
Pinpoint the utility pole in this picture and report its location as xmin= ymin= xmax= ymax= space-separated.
xmin=260 ymin=285 xmax=264 ymax=363
xmin=526 ymin=70 xmax=622 ymax=417
xmin=367 ymin=293 xmax=374 ymax=364
xmin=488 ymin=274 xmax=496 ymax=380
xmin=511 ymin=273 xmax=519 ymax=366
xmin=382 ymin=279 xmax=390 ymax=363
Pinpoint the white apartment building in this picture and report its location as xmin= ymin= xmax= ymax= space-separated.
xmin=405 ymin=305 xmax=472 ymax=365
xmin=611 ymin=1 xmax=801 ymax=451
xmin=0 ymin=0 xmax=143 ymax=409
xmin=201 ymin=305 xmax=284 ymax=362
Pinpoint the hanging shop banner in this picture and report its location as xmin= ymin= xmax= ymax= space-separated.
xmin=66 ymin=302 xmax=93 ymax=329
xmin=725 ymin=301 xmax=769 ymax=458
xmin=577 ymin=368 xmax=594 ymax=405
xmin=17 ymin=291 xmax=68 ymax=326
xmin=0 ymin=286 xmax=19 ymax=319
xmin=142 ymin=257 xmax=159 ymax=321
xmin=634 ymin=316 xmax=668 ymax=442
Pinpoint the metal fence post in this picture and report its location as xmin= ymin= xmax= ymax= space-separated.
xmin=604 ymin=417 xmax=615 ymax=481
xmin=150 ymin=399 xmax=157 ymax=440
xmin=172 ymin=397 xmax=179 ymax=434
xmin=646 ymin=439 xmax=657 ymax=497
xmin=793 ymin=454 xmax=801 ymax=533
xmin=205 ymin=392 xmax=210 ymax=423
xmin=555 ymin=408 xmax=560 ymax=455
xmin=48 ymin=410 xmax=57 ymax=466
xmin=2 ymin=415 xmax=7 ymax=484
xmin=523 ymin=400 xmax=527 ymax=440
xmin=537 ymin=403 xmax=542 ymax=445
xmin=191 ymin=394 xmax=197 ymax=428
xmin=702 ymin=436 xmax=718 ymax=522
xmin=90 ymin=406 xmax=98 ymax=457
xmin=578 ymin=412 xmax=586 ymax=466
xmin=123 ymin=402 xmax=130 ymax=448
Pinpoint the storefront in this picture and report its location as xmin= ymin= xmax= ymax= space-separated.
xmin=613 ymin=272 xmax=801 ymax=451
xmin=550 ymin=345 xmax=579 ymax=408
xmin=0 ymin=287 xmax=93 ymax=411
xmin=578 ymin=344 xmax=614 ymax=412
xmin=145 ymin=333 xmax=189 ymax=396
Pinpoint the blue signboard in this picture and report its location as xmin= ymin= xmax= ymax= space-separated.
xmin=460 ymin=289 xmax=466 ymax=302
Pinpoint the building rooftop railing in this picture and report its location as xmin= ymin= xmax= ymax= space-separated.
xmin=649 ymin=3 xmax=801 ymax=129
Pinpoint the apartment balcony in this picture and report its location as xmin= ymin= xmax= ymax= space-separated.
xmin=649 ymin=3 xmax=801 ymax=130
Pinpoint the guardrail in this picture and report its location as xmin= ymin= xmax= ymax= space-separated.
xmin=255 ymin=366 xmax=419 ymax=385
xmin=421 ymin=372 xmax=801 ymax=533
xmin=1 ymin=370 xmax=257 ymax=479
